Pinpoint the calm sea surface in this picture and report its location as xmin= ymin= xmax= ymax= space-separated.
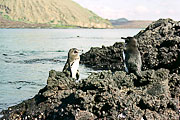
xmin=0 ymin=29 xmax=141 ymax=112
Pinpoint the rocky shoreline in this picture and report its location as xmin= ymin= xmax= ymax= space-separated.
xmin=0 ymin=18 xmax=180 ymax=120
xmin=81 ymin=18 xmax=180 ymax=74
xmin=1 ymin=69 xmax=179 ymax=120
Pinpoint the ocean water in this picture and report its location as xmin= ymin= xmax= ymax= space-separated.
xmin=0 ymin=28 xmax=141 ymax=112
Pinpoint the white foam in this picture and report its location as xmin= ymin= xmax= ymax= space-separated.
xmin=0 ymin=114 xmax=4 ymax=119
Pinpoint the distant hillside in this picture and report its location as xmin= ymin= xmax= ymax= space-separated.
xmin=0 ymin=0 xmax=112 ymax=28
xmin=110 ymin=18 xmax=153 ymax=28
xmin=0 ymin=15 xmax=52 ymax=28
xmin=110 ymin=18 xmax=128 ymax=25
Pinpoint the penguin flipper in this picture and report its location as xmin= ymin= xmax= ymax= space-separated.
xmin=76 ymin=70 xmax=80 ymax=80
xmin=63 ymin=61 xmax=69 ymax=72
xmin=63 ymin=61 xmax=71 ymax=77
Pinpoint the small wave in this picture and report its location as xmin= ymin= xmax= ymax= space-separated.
xmin=3 ymin=56 xmax=66 ymax=64
xmin=0 ymin=114 xmax=3 ymax=119
xmin=76 ymin=37 xmax=124 ymax=40
xmin=2 ymin=50 xmax=66 ymax=59
xmin=8 ymin=81 xmax=44 ymax=86
xmin=16 ymin=58 xmax=62 ymax=64
xmin=51 ymin=36 xmax=122 ymax=40
xmin=51 ymin=37 xmax=75 ymax=40
xmin=2 ymin=54 xmax=8 ymax=56
xmin=2 ymin=52 xmax=27 ymax=57
xmin=21 ymin=50 xmax=66 ymax=53
xmin=19 ymin=53 xmax=26 ymax=56
xmin=55 ymin=50 xmax=65 ymax=52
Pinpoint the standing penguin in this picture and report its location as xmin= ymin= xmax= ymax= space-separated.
xmin=63 ymin=48 xmax=81 ymax=80
xmin=122 ymin=37 xmax=142 ymax=77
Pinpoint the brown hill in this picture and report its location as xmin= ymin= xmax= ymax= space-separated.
xmin=0 ymin=14 xmax=51 ymax=28
xmin=0 ymin=0 xmax=112 ymax=28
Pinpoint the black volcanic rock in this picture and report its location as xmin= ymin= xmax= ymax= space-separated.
xmin=81 ymin=18 xmax=180 ymax=74
xmin=135 ymin=18 xmax=180 ymax=74
xmin=80 ymin=42 xmax=125 ymax=71
xmin=0 ymin=69 xmax=179 ymax=120
xmin=1 ymin=18 xmax=180 ymax=120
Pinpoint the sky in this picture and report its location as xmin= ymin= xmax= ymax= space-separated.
xmin=73 ymin=0 xmax=180 ymax=20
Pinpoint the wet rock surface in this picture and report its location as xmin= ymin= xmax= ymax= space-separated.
xmin=0 ymin=69 xmax=179 ymax=120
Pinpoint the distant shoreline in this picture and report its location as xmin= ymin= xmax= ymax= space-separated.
xmin=0 ymin=15 xmax=152 ymax=29
xmin=0 ymin=26 xmax=147 ymax=29
xmin=0 ymin=27 xmax=143 ymax=29
xmin=112 ymin=20 xmax=153 ymax=29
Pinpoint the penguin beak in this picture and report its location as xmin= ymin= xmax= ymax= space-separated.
xmin=121 ymin=37 xmax=126 ymax=39
xmin=74 ymin=49 xmax=83 ymax=54
xmin=121 ymin=37 xmax=129 ymax=43
xmin=121 ymin=37 xmax=127 ymax=43
xmin=74 ymin=50 xmax=78 ymax=53
xmin=77 ymin=49 xmax=83 ymax=52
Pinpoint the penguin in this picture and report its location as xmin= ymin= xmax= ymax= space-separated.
xmin=121 ymin=37 xmax=142 ymax=77
xmin=63 ymin=48 xmax=81 ymax=80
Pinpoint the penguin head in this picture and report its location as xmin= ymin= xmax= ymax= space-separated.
xmin=68 ymin=48 xmax=80 ymax=61
xmin=122 ymin=37 xmax=138 ymax=47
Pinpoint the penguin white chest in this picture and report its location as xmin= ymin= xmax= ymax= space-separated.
xmin=71 ymin=60 xmax=79 ymax=79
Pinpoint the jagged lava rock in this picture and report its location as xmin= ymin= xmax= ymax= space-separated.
xmin=0 ymin=69 xmax=179 ymax=120
xmin=80 ymin=19 xmax=180 ymax=114
xmin=80 ymin=42 xmax=125 ymax=71
xmin=81 ymin=18 xmax=180 ymax=74
xmin=135 ymin=18 xmax=180 ymax=74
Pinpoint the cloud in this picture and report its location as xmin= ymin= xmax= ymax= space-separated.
xmin=72 ymin=0 xmax=180 ymax=20
xmin=135 ymin=6 xmax=149 ymax=14
xmin=168 ymin=9 xmax=175 ymax=14
xmin=90 ymin=7 xmax=129 ymax=19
